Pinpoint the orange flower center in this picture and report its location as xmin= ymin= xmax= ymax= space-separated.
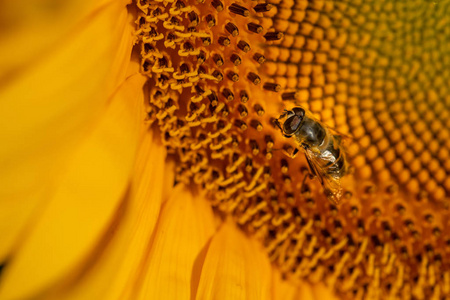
xmin=134 ymin=0 xmax=450 ymax=298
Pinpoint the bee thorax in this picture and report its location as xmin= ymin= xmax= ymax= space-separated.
xmin=294 ymin=116 xmax=326 ymax=147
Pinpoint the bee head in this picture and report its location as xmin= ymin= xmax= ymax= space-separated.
xmin=275 ymin=107 xmax=305 ymax=137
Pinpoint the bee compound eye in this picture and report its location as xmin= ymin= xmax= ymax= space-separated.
xmin=292 ymin=107 xmax=305 ymax=118
xmin=283 ymin=115 xmax=301 ymax=135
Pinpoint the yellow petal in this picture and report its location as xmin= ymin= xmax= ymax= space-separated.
xmin=311 ymin=283 xmax=340 ymax=300
xmin=272 ymin=270 xmax=298 ymax=300
xmin=296 ymin=281 xmax=316 ymax=300
xmin=46 ymin=129 xmax=168 ymax=300
xmin=0 ymin=0 xmax=134 ymax=261
xmin=196 ymin=220 xmax=272 ymax=300
xmin=0 ymin=73 xmax=147 ymax=300
xmin=161 ymin=158 xmax=176 ymax=204
xmin=272 ymin=270 xmax=335 ymax=300
xmin=135 ymin=185 xmax=216 ymax=300
xmin=0 ymin=0 xmax=128 ymax=79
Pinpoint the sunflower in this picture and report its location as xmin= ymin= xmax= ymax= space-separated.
xmin=0 ymin=0 xmax=449 ymax=299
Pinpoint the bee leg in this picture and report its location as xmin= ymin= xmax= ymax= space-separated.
xmin=284 ymin=147 xmax=299 ymax=158
xmin=300 ymin=170 xmax=315 ymax=195
xmin=274 ymin=110 xmax=289 ymax=129
xmin=274 ymin=119 xmax=282 ymax=131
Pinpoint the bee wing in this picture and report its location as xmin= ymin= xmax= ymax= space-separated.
xmin=303 ymin=147 xmax=324 ymax=184
xmin=326 ymin=127 xmax=354 ymax=145
xmin=323 ymin=175 xmax=343 ymax=205
xmin=307 ymin=110 xmax=354 ymax=142
xmin=303 ymin=148 xmax=343 ymax=205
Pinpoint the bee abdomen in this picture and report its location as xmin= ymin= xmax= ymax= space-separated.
xmin=323 ymin=136 xmax=347 ymax=177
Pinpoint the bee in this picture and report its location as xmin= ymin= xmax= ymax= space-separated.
xmin=274 ymin=107 xmax=349 ymax=204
